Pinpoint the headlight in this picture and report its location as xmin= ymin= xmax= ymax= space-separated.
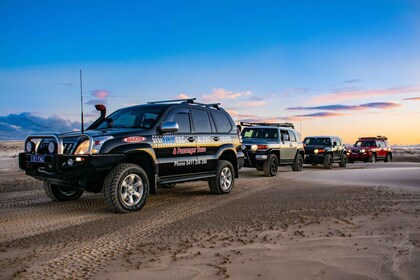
xmin=74 ymin=140 xmax=90 ymax=155
xmin=361 ymin=149 xmax=365 ymax=153
xmin=251 ymin=144 xmax=258 ymax=152
xmin=92 ymin=136 xmax=114 ymax=154
xmin=314 ymin=149 xmax=319 ymax=154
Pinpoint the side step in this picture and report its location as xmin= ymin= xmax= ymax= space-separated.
xmin=158 ymin=172 xmax=216 ymax=185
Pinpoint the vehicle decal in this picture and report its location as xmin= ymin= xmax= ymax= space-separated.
xmin=174 ymin=159 xmax=207 ymax=166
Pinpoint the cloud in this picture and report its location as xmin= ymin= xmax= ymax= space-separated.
xmin=403 ymin=97 xmax=420 ymax=101
xmin=343 ymin=79 xmax=362 ymax=84
xmin=0 ymin=113 xmax=82 ymax=140
xmin=176 ymin=93 xmax=191 ymax=99
xmin=307 ymin=86 xmax=420 ymax=105
xmin=91 ymin=90 xmax=109 ymax=99
xmin=202 ymin=88 xmax=252 ymax=102
xmin=86 ymin=89 xmax=110 ymax=105
xmin=287 ymin=102 xmax=401 ymax=111
xmin=285 ymin=112 xmax=346 ymax=121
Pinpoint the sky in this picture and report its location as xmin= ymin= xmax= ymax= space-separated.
xmin=0 ymin=0 xmax=419 ymax=144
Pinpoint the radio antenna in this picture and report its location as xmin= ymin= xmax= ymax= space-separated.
xmin=80 ymin=69 xmax=84 ymax=133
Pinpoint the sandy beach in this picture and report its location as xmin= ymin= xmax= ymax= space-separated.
xmin=0 ymin=142 xmax=419 ymax=279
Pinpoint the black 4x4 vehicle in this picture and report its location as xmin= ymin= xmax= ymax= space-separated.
xmin=19 ymin=98 xmax=244 ymax=212
xmin=303 ymin=136 xmax=347 ymax=169
xmin=240 ymin=122 xmax=305 ymax=176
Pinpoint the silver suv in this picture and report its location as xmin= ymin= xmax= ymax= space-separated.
xmin=240 ymin=122 xmax=305 ymax=176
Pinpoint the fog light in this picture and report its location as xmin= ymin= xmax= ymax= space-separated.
xmin=26 ymin=141 xmax=35 ymax=153
xmin=75 ymin=157 xmax=82 ymax=162
xmin=48 ymin=141 xmax=56 ymax=154
xmin=67 ymin=158 xmax=74 ymax=166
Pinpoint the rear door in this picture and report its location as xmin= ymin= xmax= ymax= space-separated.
xmin=331 ymin=137 xmax=341 ymax=160
xmin=191 ymin=108 xmax=218 ymax=172
xmin=155 ymin=107 xmax=198 ymax=176
xmin=288 ymin=130 xmax=299 ymax=160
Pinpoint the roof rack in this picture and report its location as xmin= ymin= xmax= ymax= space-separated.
xmin=147 ymin=98 xmax=220 ymax=109
xmin=147 ymin=98 xmax=196 ymax=104
xmin=359 ymin=136 xmax=388 ymax=141
xmin=240 ymin=122 xmax=295 ymax=129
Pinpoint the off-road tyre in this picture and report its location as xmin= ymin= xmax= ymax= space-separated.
xmin=339 ymin=154 xmax=347 ymax=168
xmin=323 ymin=154 xmax=333 ymax=169
xmin=263 ymin=154 xmax=278 ymax=177
xmin=368 ymin=154 xmax=376 ymax=163
xmin=384 ymin=153 xmax=392 ymax=162
xmin=43 ymin=182 xmax=83 ymax=202
xmin=292 ymin=153 xmax=304 ymax=171
xmin=209 ymin=160 xmax=235 ymax=194
xmin=103 ymin=163 xmax=149 ymax=213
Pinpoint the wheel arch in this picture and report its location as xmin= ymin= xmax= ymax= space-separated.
xmin=219 ymin=149 xmax=239 ymax=178
xmin=123 ymin=150 xmax=158 ymax=194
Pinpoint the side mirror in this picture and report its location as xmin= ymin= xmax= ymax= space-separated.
xmin=160 ymin=122 xmax=179 ymax=134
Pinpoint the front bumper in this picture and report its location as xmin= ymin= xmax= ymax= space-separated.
xmin=304 ymin=154 xmax=325 ymax=164
xmin=19 ymin=153 xmax=124 ymax=186
xmin=243 ymin=150 xmax=268 ymax=167
xmin=348 ymin=152 xmax=370 ymax=161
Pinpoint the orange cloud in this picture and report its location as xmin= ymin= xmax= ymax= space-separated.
xmin=403 ymin=97 xmax=420 ymax=101
xmin=307 ymin=86 xmax=420 ymax=105
xmin=202 ymin=88 xmax=252 ymax=102
xmin=176 ymin=93 xmax=191 ymax=99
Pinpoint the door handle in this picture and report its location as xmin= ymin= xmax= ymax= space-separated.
xmin=213 ymin=136 xmax=219 ymax=141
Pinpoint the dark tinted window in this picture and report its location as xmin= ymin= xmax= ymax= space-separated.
xmin=242 ymin=128 xmax=278 ymax=139
xmin=355 ymin=141 xmax=376 ymax=147
xmin=211 ymin=111 xmax=232 ymax=133
xmin=304 ymin=137 xmax=332 ymax=146
xmin=97 ymin=106 xmax=165 ymax=129
xmin=289 ymin=131 xmax=296 ymax=142
xmin=191 ymin=109 xmax=212 ymax=133
xmin=173 ymin=113 xmax=191 ymax=133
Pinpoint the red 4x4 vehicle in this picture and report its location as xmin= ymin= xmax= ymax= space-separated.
xmin=348 ymin=136 xmax=392 ymax=163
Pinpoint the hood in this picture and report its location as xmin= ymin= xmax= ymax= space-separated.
xmin=59 ymin=128 xmax=148 ymax=139
xmin=242 ymin=138 xmax=277 ymax=145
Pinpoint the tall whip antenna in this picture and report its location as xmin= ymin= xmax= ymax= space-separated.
xmin=80 ymin=69 xmax=84 ymax=133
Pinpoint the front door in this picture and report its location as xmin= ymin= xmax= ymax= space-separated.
xmin=280 ymin=130 xmax=295 ymax=164
xmin=155 ymin=108 xmax=198 ymax=176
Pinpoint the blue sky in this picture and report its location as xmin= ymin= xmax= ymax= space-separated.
xmin=1 ymin=0 xmax=419 ymax=143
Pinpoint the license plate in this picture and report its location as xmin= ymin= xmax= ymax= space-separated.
xmin=30 ymin=155 xmax=45 ymax=163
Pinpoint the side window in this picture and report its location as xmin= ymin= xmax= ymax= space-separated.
xmin=191 ymin=109 xmax=212 ymax=133
xmin=211 ymin=111 xmax=233 ymax=133
xmin=376 ymin=141 xmax=381 ymax=148
xmin=173 ymin=112 xmax=191 ymax=133
xmin=280 ymin=130 xmax=290 ymax=141
xmin=332 ymin=138 xmax=340 ymax=146
xmin=289 ymin=130 xmax=296 ymax=142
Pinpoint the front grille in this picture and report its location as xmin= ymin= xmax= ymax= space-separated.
xmin=37 ymin=140 xmax=77 ymax=155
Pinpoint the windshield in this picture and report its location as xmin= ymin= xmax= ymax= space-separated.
xmin=242 ymin=128 xmax=278 ymax=139
xmin=355 ymin=141 xmax=376 ymax=147
xmin=97 ymin=106 xmax=166 ymax=129
xmin=304 ymin=137 xmax=331 ymax=146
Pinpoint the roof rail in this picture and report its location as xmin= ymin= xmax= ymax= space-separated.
xmin=240 ymin=122 xmax=295 ymax=129
xmin=147 ymin=98 xmax=220 ymax=109
xmin=358 ymin=136 xmax=388 ymax=141
xmin=147 ymin=98 xmax=196 ymax=104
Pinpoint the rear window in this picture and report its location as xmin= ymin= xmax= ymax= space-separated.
xmin=211 ymin=111 xmax=232 ymax=133
xmin=242 ymin=128 xmax=278 ymax=139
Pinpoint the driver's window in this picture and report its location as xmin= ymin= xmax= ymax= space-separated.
xmin=281 ymin=130 xmax=290 ymax=141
